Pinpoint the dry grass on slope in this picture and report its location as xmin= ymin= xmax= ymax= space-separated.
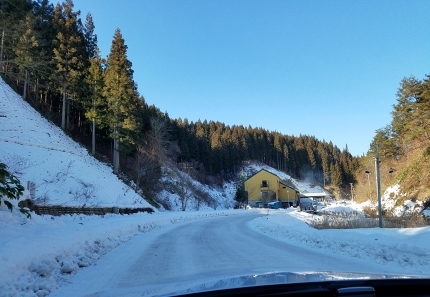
xmin=354 ymin=146 xmax=430 ymax=204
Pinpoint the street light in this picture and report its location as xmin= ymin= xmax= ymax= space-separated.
xmin=349 ymin=183 xmax=354 ymax=202
xmin=365 ymin=170 xmax=371 ymax=200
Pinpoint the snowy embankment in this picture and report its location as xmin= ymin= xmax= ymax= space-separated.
xmin=0 ymin=78 xmax=152 ymax=208
xmin=0 ymin=208 xmax=245 ymax=297
xmin=249 ymin=208 xmax=430 ymax=275
xmin=318 ymin=202 xmax=366 ymax=215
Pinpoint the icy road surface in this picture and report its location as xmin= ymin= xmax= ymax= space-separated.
xmin=49 ymin=213 xmax=403 ymax=297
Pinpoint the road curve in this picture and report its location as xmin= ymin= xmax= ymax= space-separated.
xmin=50 ymin=213 xmax=388 ymax=296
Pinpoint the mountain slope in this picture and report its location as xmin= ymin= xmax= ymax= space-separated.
xmin=0 ymin=78 xmax=153 ymax=209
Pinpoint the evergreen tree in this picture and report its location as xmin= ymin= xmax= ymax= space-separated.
xmin=31 ymin=0 xmax=55 ymax=98
xmin=103 ymin=28 xmax=142 ymax=173
xmin=234 ymin=170 xmax=248 ymax=204
xmin=0 ymin=0 xmax=32 ymax=73
xmin=52 ymin=0 xmax=87 ymax=130
xmin=14 ymin=13 xmax=40 ymax=100
xmin=391 ymin=76 xmax=430 ymax=151
xmin=391 ymin=77 xmax=421 ymax=146
xmin=84 ymin=12 xmax=97 ymax=58
xmin=330 ymin=162 xmax=342 ymax=188
xmin=84 ymin=46 xmax=106 ymax=155
xmin=234 ymin=182 xmax=247 ymax=204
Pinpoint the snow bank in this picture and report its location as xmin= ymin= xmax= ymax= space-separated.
xmin=249 ymin=209 xmax=430 ymax=275
xmin=0 ymin=207 xmax=245 ymax=297
xmin=361 ymin=184 xmax=424 ymax=216
xmin=319 ymin=202 xmax=365 ymax=215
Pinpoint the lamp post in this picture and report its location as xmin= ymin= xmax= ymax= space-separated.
xmin=365 ymin=170 xmax=371 ymax=200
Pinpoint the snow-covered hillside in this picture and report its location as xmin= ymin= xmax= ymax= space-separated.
xmin=0 ymin=78 xmax=241 ymax=211
xmin=0 ymin=78 xmax=152 ymax=209
xmin=370 ymin=184 xmax=427 ymax=217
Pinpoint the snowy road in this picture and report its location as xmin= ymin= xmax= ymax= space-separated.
xmin=50 ymin=213 xmax=400 ymax=296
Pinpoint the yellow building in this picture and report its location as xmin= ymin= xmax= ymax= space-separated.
xmin=244 ymin=169 xmax=299 ymax=208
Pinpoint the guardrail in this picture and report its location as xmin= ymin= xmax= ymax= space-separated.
xmin=19 ymin=200 xmax=155 ymax=216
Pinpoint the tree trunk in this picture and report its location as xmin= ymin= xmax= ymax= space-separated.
xmin=23 ymin=70 xmax=28 ymax=100
xmin=92 ymin=119 xmax=95 ymax=155
xmin=113 ymin=137 xmax=119 ymax=173
xmin=0 ymin=28 xmax=4 ymax=72
xmin=113 ymin=113 xmax=119 ymax=173
xmin=66 ymin=98 xmax=70 ymax=130
xmin=61 ymin=88 xmax=66 ymax=130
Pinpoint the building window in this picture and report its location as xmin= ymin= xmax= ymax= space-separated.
xmin=261 ymin=180 xmax=268 ymax=187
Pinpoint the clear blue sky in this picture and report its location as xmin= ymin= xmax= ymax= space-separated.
xmin=73 ymin=0 xmax=430 ymax=156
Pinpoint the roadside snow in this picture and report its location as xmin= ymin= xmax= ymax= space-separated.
xmin=249 ymin=209 xmax=430 ymax=275
xmin=319 ymin=202 xmax=365 ymax=215
xmin=360 ymin=184 xmax=424 ymax=216
xmin=0 ymin=207 xmax=244 ymax=297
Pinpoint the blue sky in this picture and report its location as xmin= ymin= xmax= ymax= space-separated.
xmin=73 ymin=0 xmax=430 ymax=156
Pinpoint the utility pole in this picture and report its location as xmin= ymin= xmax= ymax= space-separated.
xmin=375 ymin=144 xmax=383 ymax=228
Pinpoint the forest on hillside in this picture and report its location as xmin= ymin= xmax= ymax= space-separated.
xmin=355 ymin=75 xmax=430 ymax=203
xmin=0 ymin=0 xmax=358 ymax=203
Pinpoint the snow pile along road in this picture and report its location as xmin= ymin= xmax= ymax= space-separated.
xmin=250 ymin=209 xmax=430 ymax=275
xmin=318 ymin=202 xmax=366 ymax=215
xmin=0 ymin=207 xmax=245 ymax=297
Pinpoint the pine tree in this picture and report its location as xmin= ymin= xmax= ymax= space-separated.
xmin=84 ymin=46 xmax=106 ymax=155
xmin=103 ymin=28 xmax=142 ymax=173
xmin=330 ymin=162 xmax=342 ymax=188
xmin=0 ymin=0 xmax=32 ymax=73
xmin=14 ymin=13 xmax=40 ymax=100
xmin=52 ymin=0 xmax=87 ymax=130
xmin=32 ymin=0 xmax=55 ymax=100
xmin=84 ymin=12 xmax=97 ymax=59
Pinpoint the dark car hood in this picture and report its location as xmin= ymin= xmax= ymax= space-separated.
xmin=83 ymin=270 xmax=430 ymax=297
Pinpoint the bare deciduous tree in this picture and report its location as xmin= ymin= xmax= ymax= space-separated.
xmin=132 ymin=118 xmax=180 ymax=196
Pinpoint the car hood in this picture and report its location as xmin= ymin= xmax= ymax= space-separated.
xmin=83 ymin=270 xmax=430 ymax=297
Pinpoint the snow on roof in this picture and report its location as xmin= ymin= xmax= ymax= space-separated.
xmin=244 ymin=162 xmax=329 ymax=194
xmin=300 ymin=192 xmax=331 ymax=197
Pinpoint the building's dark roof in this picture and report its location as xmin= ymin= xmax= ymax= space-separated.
xmin=279 ymin=180 xmax=299 ymax=192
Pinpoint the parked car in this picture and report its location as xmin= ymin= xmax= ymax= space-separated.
xmin=299 ymin=197 xmax=317 ymax=214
